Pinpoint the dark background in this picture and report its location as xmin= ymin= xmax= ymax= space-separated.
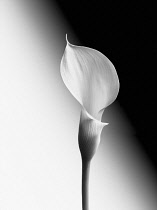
xmin=42 ymin=1 xmax=156 ymax=169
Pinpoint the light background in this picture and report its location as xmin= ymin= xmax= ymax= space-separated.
xmin=0 ymin=0 xmax=156 ymax=209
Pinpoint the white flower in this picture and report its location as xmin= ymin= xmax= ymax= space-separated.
xmin=60 ymin=35 xmax=119 ymax=161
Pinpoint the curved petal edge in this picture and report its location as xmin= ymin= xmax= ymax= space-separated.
xmin=78 ymin=108 xmax=108 ymax=161
xmin=60 ymin=37 xmax=119 ymax=120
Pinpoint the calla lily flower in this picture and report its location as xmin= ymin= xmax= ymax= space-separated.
xmin=60 ymin=35 xmax=119 ymax=158
xmin=60 ymin=35 xmax=119 ymax=210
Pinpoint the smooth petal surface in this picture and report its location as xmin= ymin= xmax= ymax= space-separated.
xmin=78 ymin=108 xmax=108 ymax=161
xmin=60 ymin=38 xmax=119 ymax=120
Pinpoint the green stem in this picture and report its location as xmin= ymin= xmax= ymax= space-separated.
xmin=82 ymin=159 xmax=91 ymax=210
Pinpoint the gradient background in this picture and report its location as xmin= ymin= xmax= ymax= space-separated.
xmin=0 ymin=0 xmax=156 ymax=209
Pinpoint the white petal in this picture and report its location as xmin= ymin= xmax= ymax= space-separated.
xmin=78 ymin=108 xmax=108 ymax=161
xmin=60 ymin=38 xmax=119 ymax=120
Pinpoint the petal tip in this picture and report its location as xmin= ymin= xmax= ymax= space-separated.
xmin=65 ymin=33 xmax=68 ymax=43
xmin=65 ymin=34 xmax=75 ymax=48
xmin=65 ymin=33 xmax=71 ymax=46
xmin=102 ymin=122 xmax=109 ymax=126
